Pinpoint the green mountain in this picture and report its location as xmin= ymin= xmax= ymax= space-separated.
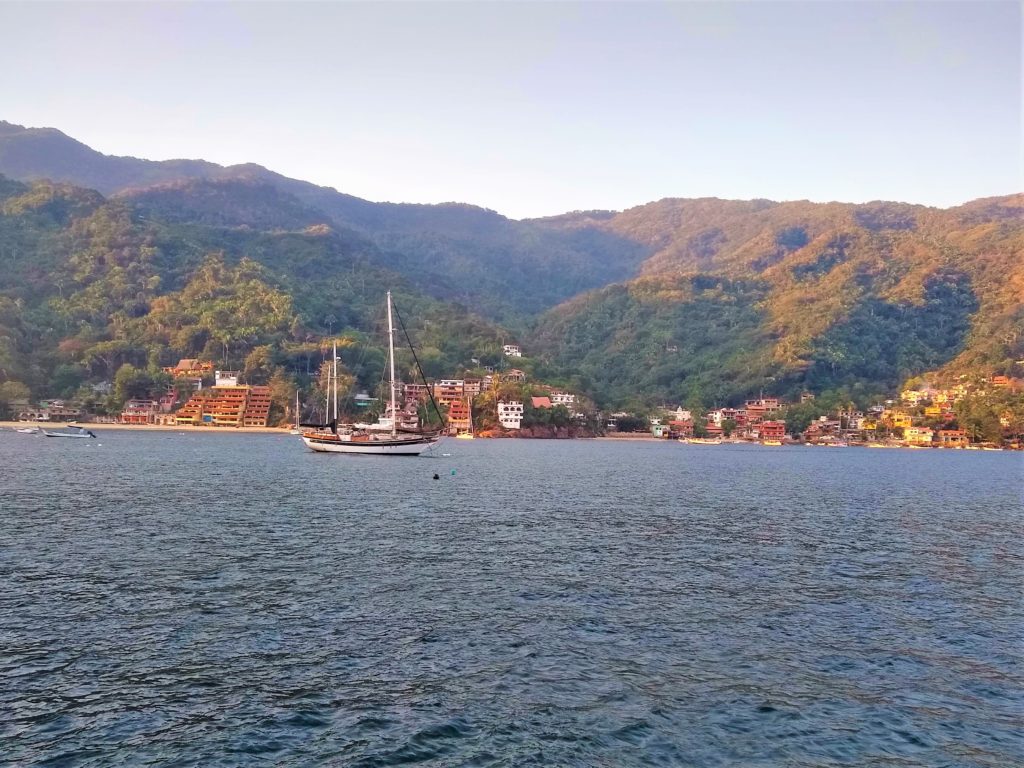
xmin=531 ymin=196 xmax=1023 ymax=406
xmin=0 ymin=121 xmax=650 ymax=322
xmin=0 ymin=120 xmax=1020 ymax=413
xmin=0 ymin=174 xmax=512 ymax=417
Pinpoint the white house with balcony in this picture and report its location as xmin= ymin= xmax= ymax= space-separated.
xmin=497 ymin=400 xmax=524 ymax=430
xmin=503 ymin=344 xmax=522 ymax=358
xmin=550 ymin=392 xmax=576 ymax=408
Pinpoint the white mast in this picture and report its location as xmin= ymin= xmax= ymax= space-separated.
xmin=387 ymin=291 xmax=397 ymax=437
xmin=332 ymin=340 xmax=338 ymax=422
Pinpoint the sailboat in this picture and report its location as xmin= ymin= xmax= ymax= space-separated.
xmin=300 ymin=292 xmax=444 ymax=456
xmin=290 ymin=391 xmax=302 ymax=435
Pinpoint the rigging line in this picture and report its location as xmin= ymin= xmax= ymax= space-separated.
xmin=391 ymin=300 xmax=447 ymax=430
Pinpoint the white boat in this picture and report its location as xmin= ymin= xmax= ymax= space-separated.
xmin=15 ymin=426 xmax=39 ymax=434
xmin=301 ymin=292 xmax=443 ymax=456
xmin=42 ymin=425 xmax=96 ymax=439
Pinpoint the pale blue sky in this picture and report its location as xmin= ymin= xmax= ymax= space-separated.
xmin=2 ymin=1 xmax=1020 ymax=218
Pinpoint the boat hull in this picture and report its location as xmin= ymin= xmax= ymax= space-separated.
xmin=301 ymin=433 xmax=441 ymax=456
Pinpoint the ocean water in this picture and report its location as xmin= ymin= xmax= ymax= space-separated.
xmin=1 ymin=431 xmax=1021 ymax=767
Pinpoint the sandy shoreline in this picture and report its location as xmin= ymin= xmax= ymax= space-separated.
xmin=1 ymin=420 xmax=654 ymax=439
xmin=0 ymin=420 xmax=293 ymax=434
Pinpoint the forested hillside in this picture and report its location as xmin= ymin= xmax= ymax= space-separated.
xmin=532 ymin=196 xmax=1023 ymax=406
xmin=0 ymin=120 xmax=1021 ymax=413
xmin=0 ymin=121 xmax=650 ymax=322
xmin=0 ymin=175 xmax=511 ymax=417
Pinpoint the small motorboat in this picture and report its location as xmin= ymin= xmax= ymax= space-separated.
xmin=42 ymin=425 xmax=97 ymax=439
xmin=15 ymin=426 xmax=40 ymax=434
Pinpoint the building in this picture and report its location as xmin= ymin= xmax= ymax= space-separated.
xmin=121 ymin=399 xmax=159 ymax=425
xmin=503 ymin=369 xmax=527 ymax=384
xmin=882 ymin=410 xmax=913 ymax=430
xmin=497 ymin=401 xmax=523 ymax=430
xmin=215 ymin=370 xmax=240 ymax=387
xmin=757 ymin=420 xmax=787 ymax=441
xmin=904 ymin=426 xmax=934 ymax=445
xmin=937 ymin=429 xmax=969 ymax=447
xmin=503 ymin=344 xmax=522 ymax=358
xmin=242 ymin=386 xmax=271 ymax=426
xmin=21 ymin=400 xmax=83 ymax=422
xmin=433 ymin=379 xmax=465 ymax=406
xmin=163 ymin=359 xmax=214 ymax=378
xmin=403 ymin=383 xmax=429 ymax=404
xmin=158 ymin=389 xmax=179 ymax=413
xmin=463 ymin=379 xmax=482 ymax=397
xmin=550 ymin=392 xmax=576 ymax=408
xmin=670 ymin=420 xmax=694 ymax=437
xmin=447 ymin=398 xmax=472 ymax=435
xmin=900 ymin=389 xmax=931 ymax=407
xmin=531 ymin=396 xmax=552 ymax=409
xmin=174 ymin=385 xmax=271 ymax=427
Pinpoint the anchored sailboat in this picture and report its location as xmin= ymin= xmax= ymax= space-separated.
xmin=290 ymin=391 xmax=302 ymax=435
xmin=300 ymin=292 xmax=444 ymax=456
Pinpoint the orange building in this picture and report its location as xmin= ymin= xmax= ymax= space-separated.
xmin=163 ymin=358 xmax=214 ymax=378
xmin=758 ymin=420 xmax=787 ymax=441
xmin=121 ymin=399 xmax=159 ymax=425
xmin=447 ymin=398 xmax=472 ymax=435
xmin=174 ymin=385 xmax=272 ymax=427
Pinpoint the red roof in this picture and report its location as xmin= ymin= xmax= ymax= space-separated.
xmin=531 ymin=397 xmax=552 ymax=408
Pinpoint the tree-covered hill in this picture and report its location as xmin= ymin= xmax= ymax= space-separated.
xmin=0 ymin=120 xmax=1020 ymax=413
xmin=0 ymin=121 xmax=651 ymax=322
xmin=532 ymin=195 xmax=1023 ymax=406
xmin=0 ymin=174 xmax=512 ymax=415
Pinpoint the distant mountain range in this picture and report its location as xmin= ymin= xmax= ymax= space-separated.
xmin=0 ymin=119 xmax=1020 ymax=409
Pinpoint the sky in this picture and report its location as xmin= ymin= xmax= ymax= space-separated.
xmin=1 ymin=1 xmax=1020 ymax=219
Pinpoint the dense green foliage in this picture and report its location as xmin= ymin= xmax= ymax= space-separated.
xmin=0 ymin=119 xmax=1021 ymax=414
xmin=533 ymin=196 xmax=1023 ymax=408
xmin=0 ymin=176 xmax=509 ymax=421
xmin=533 ymin=276 xmax=772 ymax=408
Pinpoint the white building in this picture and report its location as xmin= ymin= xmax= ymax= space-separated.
xmin=503 ymin=344 xmax=522 ymax=358
xmin=215 ymin=370 xmax=239 ymax=386
xmin=550 ymin=392 xmax=576 ymax=407
xmin=672 ymin=407 xmax=692 ymax=422
xmin=497 ymin=400 xmax=524 ymax=430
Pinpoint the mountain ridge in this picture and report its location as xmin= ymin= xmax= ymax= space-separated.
xmin=0 ymin=119 xmax=1020 ymax=412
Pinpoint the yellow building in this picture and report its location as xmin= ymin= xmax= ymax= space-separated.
xmin=904 ymin=426 xmax=934 ymax=445
xmin=882 ymin=409 xmax=913 ymax=429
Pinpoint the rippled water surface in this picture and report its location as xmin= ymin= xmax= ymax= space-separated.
xmin=1 ymin=431 xmax=1022 ymax=766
